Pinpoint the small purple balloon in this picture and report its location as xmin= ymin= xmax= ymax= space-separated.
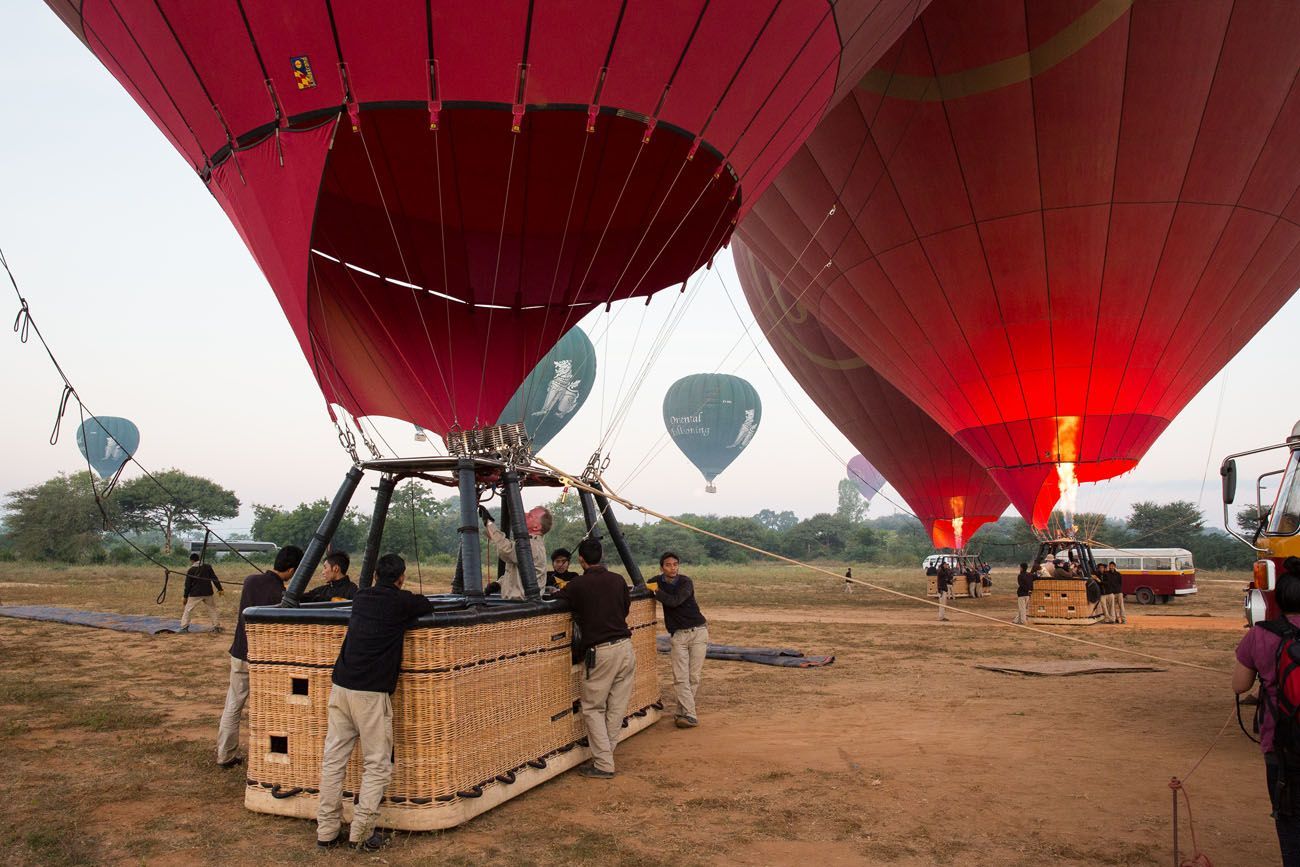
xmin=846 ymin=455 xmax=885 ymax=503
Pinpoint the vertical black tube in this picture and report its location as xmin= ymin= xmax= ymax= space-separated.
xmin=357 ymin=474 xmax=397 ymax=589
xmin=502 ymin=469 xmax=540 ymax=598
xmin=282 ymin=465 xmax=364 ymax=607
xmin=592 ymin=482 xmax=643 ymax=586
xmin=457 ymin=458 xmax=484 ymax=597
xmin=579 ymin=489 xmax=604 ymax=541
xmin=452 ymin=549 xmax=465 ymax=594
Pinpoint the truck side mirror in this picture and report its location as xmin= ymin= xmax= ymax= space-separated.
xmin=1222 ymin=459 xmax=1237 ymax=505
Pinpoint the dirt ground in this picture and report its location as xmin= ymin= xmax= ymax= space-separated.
xmin=0 ymin=563 xmax=1277 ymax=865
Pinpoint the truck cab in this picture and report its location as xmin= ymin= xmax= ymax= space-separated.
xmin=1221 ymin=420 xmax=1300 ymax=625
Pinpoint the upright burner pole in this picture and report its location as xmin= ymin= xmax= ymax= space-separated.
xmin=502 ymin=468 xmax=540 ymax=598
xmin=592 ymin=481 xmax=643 ymax=587
xmin=357 ymin=474 xmax=398 ymax=589
xmin=456 ymin=458 xmax=484 ymax=597
xmin=578 ymin=488 xmax=604 ymax=541
xmin=282 ymin=465 xmax=364 ymax=606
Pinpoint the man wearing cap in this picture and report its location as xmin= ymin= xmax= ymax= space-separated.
xmin=480 ymin=505 xmax=552 ymax=599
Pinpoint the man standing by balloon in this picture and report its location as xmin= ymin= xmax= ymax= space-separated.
xmin=179 ymin=553 xmax=224 ymax=633
xmin=554 ymin=539 xmax=636 ymax=779
xmin=216 ymin=544 xmax=303 ymax=767
xmin=654 ymin=552 xmax=708 ymax=729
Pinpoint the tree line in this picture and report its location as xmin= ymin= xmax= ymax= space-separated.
xmin=0 ymin=471 xmax=1255 ymax=571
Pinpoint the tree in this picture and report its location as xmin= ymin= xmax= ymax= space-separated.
xmin=252 ymin=500 xmax=370 ymax=554
xmin=3 ymin=472 xmax=111 ymax=561
xmin=754 ymin=508 xmax=798 ymax=532
xmin=1126 ymin=501 xmax=1205 ymax=547
xmin=116 ymin=470 xmax=240 ymax=554
xmin=1236 ymin=504 xmax=1268 ymax=534
xmin=836 ymin=478 xmax=867 ymax=524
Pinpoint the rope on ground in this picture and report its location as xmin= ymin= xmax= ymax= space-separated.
xmin=534 ymin=457 xmax=1230 ymax=677
xmin=1170 ymin=706 xmax=1231 ymax=867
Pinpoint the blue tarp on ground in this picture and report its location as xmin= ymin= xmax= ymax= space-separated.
xmin=0 ymin=605 xmax=208 ymax=635
xmin=655 ymin=634 xmax=834 ymax=668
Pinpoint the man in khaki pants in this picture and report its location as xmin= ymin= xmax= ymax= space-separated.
xmin=317 ymin=554 xmax=433 ymax=851
xmin=654 ymin=552 xmax=708 ymax=728
xmin=555 ymin=538 xmax=635 ymax=779
xmin=215 ymin=545 xmax=303 ymax=767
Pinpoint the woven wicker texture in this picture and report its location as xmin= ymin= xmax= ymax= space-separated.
xmin=247 ymin=598 xmax=660 ymax=807
xmin=1030 ymin=580 xmax=1095 ymax=619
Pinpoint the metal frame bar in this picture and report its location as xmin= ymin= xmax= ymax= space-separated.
xmin=281 ymin=465 xmax=365 ymax=606
xmin=457 ymin=458 xmax=484 ymax=597
xmin=592 ymin=481 xmax=643 ymax=586
xmin=502 ymin=469 xmax=540 ymax=598
xmin=578 ymin=488 xmax=604 ymax=541
xmin=357 ymin=474 xmax=398 ymax=589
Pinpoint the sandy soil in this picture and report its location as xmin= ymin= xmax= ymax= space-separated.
xmin=0 ymin=566 xmax=1276 ymax=866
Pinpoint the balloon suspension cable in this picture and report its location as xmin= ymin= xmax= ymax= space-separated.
xmin=2 ymin=246 xmax=268 ymax=590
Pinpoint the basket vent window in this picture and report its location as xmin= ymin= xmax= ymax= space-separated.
xmin=270 ymin=735 xmax=289 ymax=754
xmin=291 ymin=678 xmax=309 ymax=696
xmin=572 ymin=699 xmax=582 ymax=715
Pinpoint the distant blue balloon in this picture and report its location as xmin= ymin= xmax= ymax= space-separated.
xmin=76 ymin=417 xmax=139 ymax=479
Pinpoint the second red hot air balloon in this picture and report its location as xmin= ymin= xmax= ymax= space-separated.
xmin=734 ymin=241 xmax=1007 ymax=549
xmin=737 ymin=0 xmax=1300 ymax=526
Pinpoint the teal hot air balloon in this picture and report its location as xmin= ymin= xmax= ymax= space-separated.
xmin=497 ymin=327 xmax=597 ymax=453
xmin=75 ymin=416 xmax=140 ymax=479
xmin=663 ymin=374 xmax=761 ymax=493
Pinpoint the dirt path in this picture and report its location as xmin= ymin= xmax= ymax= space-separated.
xmin=708 ymin=605 xmax=1246 ymax=632
xmin=0 ymin=586 xmax=1271 ymax=866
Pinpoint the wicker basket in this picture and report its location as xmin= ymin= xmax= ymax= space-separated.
xmin=1028 ymin=579 xmax=1102 ymax=625
xmin=926 ymin=575 xmax=990 ymax=598
xmin=244 ymin=597 xmax=662 ymax=829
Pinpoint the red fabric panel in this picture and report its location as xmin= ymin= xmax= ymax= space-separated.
xmin=738 ymin=0 xmax=1300 ymax=525
xmin=155 ymin=0 xmax=273 ymax=145
xmin=331 ymin=1 xmax=428 ymax=104
xmin=207 ymin=124 xmax=337 ymax=362
xmin=734 ymin=241 xmax=1008 ymax=548
xmin=238 ymin=4 xmax=343 ymax=120
xmin=308 ymin=257 xmax=578 ymax=433
xmin=82 ymin=1 xmax=226 ymax=163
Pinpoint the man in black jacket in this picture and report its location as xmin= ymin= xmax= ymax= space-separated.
xmin=554 ymin=538 xmax=635 ymax=779
xmin=302 ymin=551 xmax=358 ymax=603
xmin=655 ymin=552 xmax=708 ymax=728
xmin=317 ymin=553 xmax=433 ymax=851
xmin=179 ymin=553 xmax=224 ymax=633
xmin=216 ymin=545 xmax=303 ymax=768
xmin=936 ymin=562 xmax=954 ymax=622
xmin=1013 ymin=562 xmax=1033 ymax=624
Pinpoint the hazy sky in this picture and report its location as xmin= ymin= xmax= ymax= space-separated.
xmin=2 ymin=4 xmax=1298 ymax=540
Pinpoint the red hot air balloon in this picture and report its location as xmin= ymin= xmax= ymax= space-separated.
xmin=734 ymin=242 xmax=1007 ymax=549
xmin=737 ymin=0 xmax=1300 ymax=527
xmin=42 ymin=0 xmax=929 ymax=437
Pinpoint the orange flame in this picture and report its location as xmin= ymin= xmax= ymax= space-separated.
xmin=948 ymin=496 xmax=966 ymax=549
xmin=1056 ymin=461 xmax=1079 ymax=532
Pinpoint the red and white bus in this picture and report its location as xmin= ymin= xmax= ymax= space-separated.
xmin=1089 ymin=548 xmax=1198 ymax=605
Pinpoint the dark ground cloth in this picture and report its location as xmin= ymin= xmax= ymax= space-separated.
xmin=0 ymin=605 xmax=204 ymax=635
xmin=655 ymin=635 xmax=834 ymax=668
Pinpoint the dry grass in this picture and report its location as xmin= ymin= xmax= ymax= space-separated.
xmin=0 ymin=559 xmax=1267 ymax=865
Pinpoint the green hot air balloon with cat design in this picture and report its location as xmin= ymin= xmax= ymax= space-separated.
xmin=497 ymin=327 xmax=597 ymax=454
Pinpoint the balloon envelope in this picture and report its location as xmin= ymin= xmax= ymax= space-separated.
xmin=737 ymin=0 xmax=1300 ymax=527
xmin=496 ymin=327 xmax=596 ymax=453
xmin=734 ymin=242 xmax=1006 ymax=549
xmin=847 ymin=455 xmax=886 ymax=504
xmin=663 ymin=373 xmax=762 ymax=491
xmin=75 ymin=416 xmax=140 ymax=479
xmin=46 ymin=0 xmax=929 ymax=436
